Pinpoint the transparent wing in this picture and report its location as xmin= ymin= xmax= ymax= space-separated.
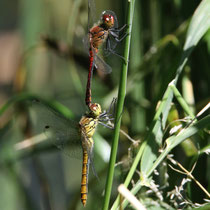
xmin=103 ymin=34 xmax=118 ymax=57
xmin=88 ymin=0 xmax=96 ymax=30
xmin=82 ymin=134 xmax=98 ymax=178
xmin=88 ymin=149 xmax=98 ymax=178
xmin=94 ymin=53 xmax=112 ymax=74
xmin=30 ymin=101 xmax=83 ymax=159
xmin=44 ymin=124 xmax=82 ymax=159
xmin=83 ymin=34 xmax=89 ymax=54
xmin=82 ymin=36 xmax=112 ymax=74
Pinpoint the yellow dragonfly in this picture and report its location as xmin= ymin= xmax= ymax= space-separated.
xmin=79 ymin=103 xmax=103 ymax=206
xmin=33 ymin=99 xmax=115 ymax=206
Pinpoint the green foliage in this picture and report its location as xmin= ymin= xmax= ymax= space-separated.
xmin=0 ymin=0 xmax=209 ymax=210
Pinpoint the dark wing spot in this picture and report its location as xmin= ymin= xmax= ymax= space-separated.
xmin=33 ymin=99 xmax=40 ymax=103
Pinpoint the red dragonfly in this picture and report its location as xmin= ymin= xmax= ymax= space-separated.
xmin=85 ymin=9 xmax=127 ymax=108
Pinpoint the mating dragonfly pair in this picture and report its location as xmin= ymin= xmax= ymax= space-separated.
xmin=81 ymin=9 xmax=126 ymax=206
xmin=44 ymin=7 xmax=126 ymax=207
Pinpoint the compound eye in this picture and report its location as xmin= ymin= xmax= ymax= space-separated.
xmin=106 ymin=15 xmax=111 ymax=22
xmin=103 ymin=15 xmax=109 ymax=22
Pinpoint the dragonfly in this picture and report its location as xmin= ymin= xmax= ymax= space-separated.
xmin=33 ymin=99 xmax=116 ymax=206
xmin=85 ymin=8 xmax=127 ymax=108
xmin=78 ymin=102 xmax=102 ymax=206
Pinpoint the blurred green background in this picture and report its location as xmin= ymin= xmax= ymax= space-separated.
xmin=0 ymin=0 xmax=209 ymax=209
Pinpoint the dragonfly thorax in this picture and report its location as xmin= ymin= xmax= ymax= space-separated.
xmin=79 ymin=116 xmax=98 ymax=138
xmin=79 ymin=103 xmax=101 ymax=139
xmin=89 ymin=26 xmax=109 ymax=51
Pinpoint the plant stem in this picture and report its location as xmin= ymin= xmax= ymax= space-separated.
xmin=102 ymin=0 xmax=135 ymax=209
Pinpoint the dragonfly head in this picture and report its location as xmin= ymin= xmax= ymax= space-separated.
xmin=101 ymin=12 xmax=115 ymax=29
xmin=89 ymin=103 xmax=102 ymax=117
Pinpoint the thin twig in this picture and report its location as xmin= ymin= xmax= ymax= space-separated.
xmin=168 ymin=156 xmax=210 ymax=198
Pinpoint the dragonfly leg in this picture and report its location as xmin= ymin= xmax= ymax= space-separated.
xmin=99 ymin=116 xmax=115 ymax=122
xmin=105 ymin=38 xmax=128 ymax=63
xmin=110 ymin=24 xmax=128 ymax=33
xmin=100 ymin=98 xmax=116 ymax=119
xmin=114 ymin=32 xmax=129 ymax=42
xmin=109 ymin=24 xmax=129 ymax=41
xmin=107 ymin=97 xmax=117 ymax=114
xmin=99 ymin=98 xmax=116 ymax=128
xmin=99 ymin=121 xmax=114 ymax=129
xmin=108 ymin=42 xmax=127 ymax=62
xmin=109 ymin=30 xmax=129 ymax=43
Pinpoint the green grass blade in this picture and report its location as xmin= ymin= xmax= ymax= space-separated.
xmin=0 ymin=93 xmax=74 ymax=119
xmin=169 ymin=82 xmax=195 ymax=118
xmin=140 ymin=0 xmax=210 ymax=174
xmin=102 ymin=0 xmax=136 ymax=209
xmin=184 ymin=0 xmax=210 ymax=50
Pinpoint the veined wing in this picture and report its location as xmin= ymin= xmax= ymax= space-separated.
xmin=82 ymin=36 xmax=112 ymax=74
xmin=32 ymin=100 xmax=98 ymax=177
xmin=30 ymin=100 xmax=83 ymax=159
xmin=94 ymin=53 xmax=112 ymax=74
xmin=44 ymin=124 xmax=82 ymax=159
xmin=81 ymin=133 xmax=98 ymax=179
xmin=88 ymin=0 xmax=96 ymax=30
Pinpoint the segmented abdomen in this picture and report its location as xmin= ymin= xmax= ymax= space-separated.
xmin=85 ymin=49 xmax=94 ymax=107
xmin=81 ymin=150 xmax=89 ymax=206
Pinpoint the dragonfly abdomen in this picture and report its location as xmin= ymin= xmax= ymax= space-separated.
xmin=79 ymin=104 xmax=101 ymax=206
xmin=81 ymin=150 xmax=89 ymax=206
xmin=86 ymin=49 xmax=94 ymax=107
